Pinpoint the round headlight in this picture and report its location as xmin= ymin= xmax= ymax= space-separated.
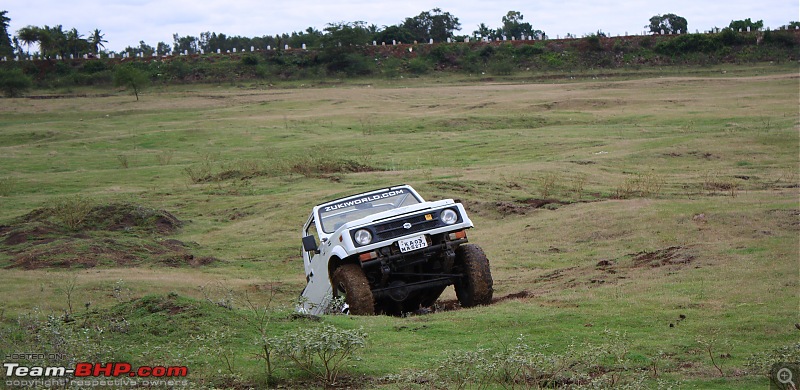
xmin=354 ymin=229 xmax=373 ymax=245
xmin=440 ymin=209 xmax=458 ymax=225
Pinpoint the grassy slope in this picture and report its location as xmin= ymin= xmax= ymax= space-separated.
xmin=0 ymin=63 xmax=797 ymax=388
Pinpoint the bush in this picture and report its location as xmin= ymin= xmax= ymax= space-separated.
xmin=516 ymin=42 xmax=546 ymax=56
xmin=49 ymin=195 xmax=94 ymax=230
xmin=654 ymin=34 xmax=722 ymax=56
xmin=342 ymin=53 xmax=373 ymax=76
xmin=241 ymin=54 xmax=259 ymax=66
xmin=488 ymin=57 xmax=515 ymax=75
xmin=272 ymin=324 xmax=367 ymax=386
xmin=0 ymin=68 xmax=33 ymax=97
xmin=762 ymin=30 xmax=798 ymax=47
xmin=80 ymin=60 xmax=107 ymax=73
xmin=583 ymin=34 xmax=604 ymax=52
xmin=379 ymin=57 xmax=402 ymax=78
xmin=407 ymin=57 xmax=432 ymax=74
xmin=429 ymin=44 xmax=466 ymax=65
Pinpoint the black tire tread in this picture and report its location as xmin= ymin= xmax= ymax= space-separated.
xmin=454 ymin=244 xmax=493 ymax=307
xmin=332 ymin=263 xmax=375 ymax=315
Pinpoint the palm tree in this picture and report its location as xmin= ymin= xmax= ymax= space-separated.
xmin=474 ymin=23 xmax=494 ymax=39
xmin=44 ymin=25 xmax=67 ymax=57
xmin=90 ymin=28 xmax=106 ymax=54
xmin=65 ymin=27 xmax=86 ymax=56
xmin=17 ymin=25 xmax=39 ymax=55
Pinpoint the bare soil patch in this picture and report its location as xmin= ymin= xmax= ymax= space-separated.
xmin=433 ymin=290 xmax=534 ymax=312
xmin=0 ymin=203 xmax=216 ymax=269
xmin=631 ymin=246 xmax=695 ymax=268
xmin=467 ymin=198 xmax=571 ymax=217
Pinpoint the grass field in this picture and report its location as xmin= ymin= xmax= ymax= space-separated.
xmin=0 ymin=63 xmax=798 ymax=389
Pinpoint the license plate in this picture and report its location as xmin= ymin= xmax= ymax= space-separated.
xmin=398 ymin=235 xmax=428 ymax=253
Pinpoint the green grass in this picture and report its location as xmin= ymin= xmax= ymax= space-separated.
xmin=0 ymin=63 xmax=797 ymax=388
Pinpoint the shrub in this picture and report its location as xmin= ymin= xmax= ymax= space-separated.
xmin=80 ymin=60 xmax=107 ymax=74
xmin=407 ymin=57 xmax=431 ymax=74
xmin=272 ymin=324 xmax=367 ymax=385
xmin=488 ymin=57 xmax=515 ymax=75
xmin=241 ymin=54 xmax=259 ymax=66
xmin=0 ymin=176 xmax=16 ymax=196
xmin=516 ymin=42 xmax=546 ymax=56
xmin=379 ymin=57 xmax=402 ymax=78
xmin=0 ymin=68 xmax=33 ymax=97
xmin=49 ymin=195 xmax=94 ymax=230
xmin=583 ymin=34 xmax=604 ymax=52
xmin=344 ymin=53 xmax=374 ymax=76
xmin=762 ymin=30 xmax=798 ymax=47
xmin=654 ymin=34 xmax=721 ymax=56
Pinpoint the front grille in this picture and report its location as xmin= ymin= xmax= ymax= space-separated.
xmin=350 ymin=208 xmax=464 ymax=247
xmin=373 ymin=213 xmax=441 ymax=241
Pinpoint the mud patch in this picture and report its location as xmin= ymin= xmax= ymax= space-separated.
xmin=631 ymin=246 xmax=695 ymax=268
xmin=433 ymin=290 xmax=533 ymax=312
xmin=468 ymin=198 xmax=568 ymax=217
xmin=1 ymin=203 xmax=216 ymax=269
xmin=535 ymin=267 xmax=578 ymax=282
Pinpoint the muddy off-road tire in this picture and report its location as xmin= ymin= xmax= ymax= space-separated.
xmin=332 ymin=263 xmax=375 ymax=315
xmin=454 ymin=244 xmax=493 ymax=307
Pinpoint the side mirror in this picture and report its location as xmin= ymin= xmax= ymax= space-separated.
xmin=302 ymin=235 xmax=319 ymax=254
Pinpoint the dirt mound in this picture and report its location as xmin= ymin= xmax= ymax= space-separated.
xmin=631 ymin=246 xmax=695 ymax=268
xmin=87 ymin=204 xmax=182 ymax=234
xmin=0 ymin=203 xmax=215 ymax=269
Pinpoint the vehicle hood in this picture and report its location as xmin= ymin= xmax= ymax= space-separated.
xmin=332 ymin=199 xmax=458 ymax=235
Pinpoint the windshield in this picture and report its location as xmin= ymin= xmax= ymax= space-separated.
xmin=318 ymin=188 xmax=421 ymax=233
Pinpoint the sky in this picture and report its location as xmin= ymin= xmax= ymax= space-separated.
xmin=4 ymin=0 xmax=798 ymax=52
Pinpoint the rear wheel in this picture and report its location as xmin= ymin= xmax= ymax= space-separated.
xmin=454 ymin=244 xmax=493 ymax=307
xmin=331 ymin=263 xmax=375 ymax=315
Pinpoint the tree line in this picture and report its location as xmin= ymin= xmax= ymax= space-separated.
xmin=2 ymin=8 xmax=798 ymax=59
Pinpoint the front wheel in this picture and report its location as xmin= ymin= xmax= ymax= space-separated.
xmin=454 ymin=244 xmax=493 ymax=307
xmin=331 ymin=263 xmax=375 ymax=315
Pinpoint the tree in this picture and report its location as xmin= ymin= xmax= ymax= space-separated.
xmin=647 ymin=14 xmax=688 ymax=34
xmin=114 ymin=65 xmax=149 ymax=101
xmin=373 ymin=25 xmax=415 ymax=44
xmin=319 ymin=21 xmax=374 ymax=75
xmin=90 ymin=29 xmax=107 ymax=54
xmin=473 ymin=23 xmax=495 ymax=39
xmin=124 ymin=41 xmax=154 ymax=57
xmin=0 ymin=10 xmax=13 ymax=57
xmin=402 ymin=8 xmax=461 ymax=42
xmin=499 ymin=11 xmax=534 ymax=39
xmin=728 ymin=18 xmax=763 ymax=32
xmin=0 ymin=68 xmax=33 ymax=97
xmin=156 ymin=41 xmax=170 ymax=56
xmin=172 ymin=33 xmax=198 ymax=54
xmin=65 ymin=28 xmax=89 ymax=56
xmin=17 ymin=25 xmax=39 ymax=55
xmin=42 ymin=25 xmax=67 ymax=57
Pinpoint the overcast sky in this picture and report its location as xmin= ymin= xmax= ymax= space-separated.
xmin=4 ymin=1 xmax=798 ymax=52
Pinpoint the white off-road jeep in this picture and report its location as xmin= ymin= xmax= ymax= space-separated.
xmin=298 ymin=185 xmax=493 ymax=315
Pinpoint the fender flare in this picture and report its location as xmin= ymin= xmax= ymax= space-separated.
xmin=327 ymin=246 xmax=360 ymax=284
